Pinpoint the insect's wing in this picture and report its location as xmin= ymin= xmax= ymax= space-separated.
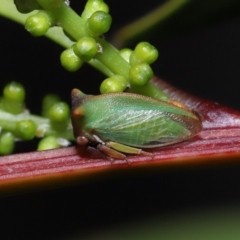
xmin=90 ymin=108 xmax=199 ymax=148
xmin=72 ymin=90 xmax=202 ymax=149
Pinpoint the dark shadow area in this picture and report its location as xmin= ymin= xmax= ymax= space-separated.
xmin=0 ymin=164 xmax=240 ymax=239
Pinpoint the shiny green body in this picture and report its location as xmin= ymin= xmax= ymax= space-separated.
xmin=71 ymin=89 xmax=202 ymax=149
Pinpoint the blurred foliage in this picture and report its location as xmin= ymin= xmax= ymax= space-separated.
xmin=112 ymin=0 xmax=240 ymax=46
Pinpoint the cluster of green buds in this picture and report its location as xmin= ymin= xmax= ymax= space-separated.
xmin=60 ymin=0 xmax=112 ymax=72
xmin=14 ymin=0 xmax=164 ymax=99
xmin=101 ymin=42 xmax=158 ymax=93
xmin=61 ymin=1 xmax=159 ymax=94
xmin=0 ymin=81 xmax=74 ymax=155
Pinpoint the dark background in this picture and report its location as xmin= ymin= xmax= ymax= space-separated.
xmin=1 ymin=0 xmax=240 ymax=239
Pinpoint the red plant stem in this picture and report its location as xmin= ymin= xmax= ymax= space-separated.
xmin=1 ymin=77 xmax=240 ymax=195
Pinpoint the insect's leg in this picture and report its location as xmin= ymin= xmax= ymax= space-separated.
xmin=76 ymin=135 xmax=127 ymax=161
xmin=86 ymin=146 xmax=109 ymax=159
xmin=76 ymin=136 xmax=104 ymax=158
xmin=97 ymin=144 xmax=127 ymax=161
xmin=106 ymin=141 xmax=153 ymax=157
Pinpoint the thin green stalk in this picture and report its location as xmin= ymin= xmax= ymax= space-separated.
xmin=96 ymin=39 xmax=130 ymax=79
xmin=112 ymin=0 xmax=190 ymax=47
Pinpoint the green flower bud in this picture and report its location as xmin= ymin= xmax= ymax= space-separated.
xmin=82 ymin=0 xmax=109 ymax=20
xmin=100 ymin=75 xmax=127 ymax=93
xmin=130 ymin=42 xmax=158 ymax=65
xmin=14 ymin=0 xmax=42 ymax=14
xmin=129 ymin=63 xmax=153 ymax=86
xmin=25 ymin=11 xmax=55 ymax=37
xmin=2 ymin=74 xmax=25 ymax=115
xmin=73 ymin=37 xmax=98 ymax=62
xmin=113 ymin=75 xmax=128 ymax=88
xmin=0 ymin=98 xmax=24 ymax=114
xmin=60 ymin=47 xmax=83 ymax=72
xmin=3 ymin=81 xmax=25 ymax=103
xmin=0 ymin=132 xmax=15 ymax=155
xmin=37 ymin=136 xmax=59 ymax=151
xmin=119 ymin=48 xmax=133 ymax=63
xmin=48 ymin=102 xmax=70 ymax=123
xmin=86 ymin=11 xmax=112 ymax=36
xmin=42 ymin=94 xmax=60 ymax=117
xmin=15 ymin=120 xmax=37 ymax=140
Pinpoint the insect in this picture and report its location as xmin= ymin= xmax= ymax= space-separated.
xmin=71 ymin=88 xmax=202 ymax=161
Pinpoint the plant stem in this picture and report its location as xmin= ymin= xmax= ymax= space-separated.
xmin=96 ymin=39 xmax=130 ymax=79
